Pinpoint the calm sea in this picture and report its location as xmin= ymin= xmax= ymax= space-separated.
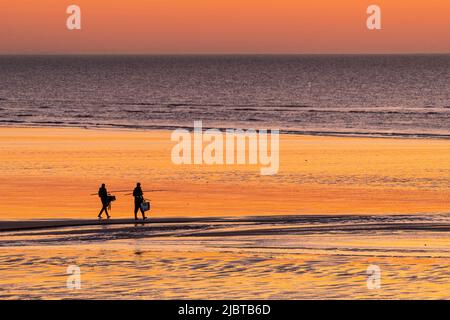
xmin=0 ymin=55 xmax=449 ymax=138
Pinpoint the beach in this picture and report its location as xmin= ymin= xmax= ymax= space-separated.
xmin=0 ymin=126 xmax=449 ymax=220
xmin=1 ymin=214 xmax=450 ymax=299
xmin=0 ymin=126 xmax=449 ymax=299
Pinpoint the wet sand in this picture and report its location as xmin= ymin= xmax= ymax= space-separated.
xmin=1 ymin=215 xmax=450 ymax=234
xmin=0 ymin=126 xmax=449 ymax=219
xmin=0 ymin=127 xmax=449 ymax=299
xmin=0 ymin=214 xmax=449 ymax=299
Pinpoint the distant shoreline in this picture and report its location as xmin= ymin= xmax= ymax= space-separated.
xmin=1 ymin=123 xmax=449 ymax=140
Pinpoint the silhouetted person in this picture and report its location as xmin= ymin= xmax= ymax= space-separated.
xmin=98 ymin=183 xmax=110 ymax=219
xmin=133 ymin=182 xmax=147 ymax=220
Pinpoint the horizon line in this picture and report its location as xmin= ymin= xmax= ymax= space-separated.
xmin=1 ymin=52 xmax=449 ymax=56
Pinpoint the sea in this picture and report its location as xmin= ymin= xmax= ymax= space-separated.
xmin=0 ymin=54 xmax=449 ymax=137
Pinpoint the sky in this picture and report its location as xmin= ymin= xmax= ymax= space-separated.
xmin=0 ymin=0 xmax=449 ymax=54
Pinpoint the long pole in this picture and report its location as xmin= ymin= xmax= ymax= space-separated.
xmin=90 ymin=190 xmax=168 ymax=196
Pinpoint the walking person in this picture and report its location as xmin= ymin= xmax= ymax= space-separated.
xmin=98 ymin=183 xmax=111 ymax=219
xmin=133 ymin=182 xmax=147 ymax=220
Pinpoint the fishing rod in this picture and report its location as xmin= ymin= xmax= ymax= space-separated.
xmin=123 ymin=190 xmax=167 ymax=196
xmin=90 ymin=189 xmax=169 ymax=196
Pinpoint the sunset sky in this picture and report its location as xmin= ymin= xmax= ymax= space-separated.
xmin=0 ymin=0 xmax=449 ymax=54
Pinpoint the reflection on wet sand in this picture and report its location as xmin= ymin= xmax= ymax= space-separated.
xmin=0 ymin=215 xmax=449 ymax=299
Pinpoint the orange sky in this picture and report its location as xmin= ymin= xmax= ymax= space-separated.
xmin=0 ymin=0 xmax=449 ymax=54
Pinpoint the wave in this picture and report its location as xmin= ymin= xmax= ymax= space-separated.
xmin=0 ymin=119 xmax=449 ymax=139
xmin=73 ymin=114 xmax=93 ymax=118
xmin=16 ymin=114 xmax=34 ymax=117
xmin=124 ymin=110 xmax=146 ymax=113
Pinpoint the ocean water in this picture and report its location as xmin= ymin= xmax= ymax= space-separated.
xmin=0 ymin=55 xmax=449 ymax=137
xmin=0 ymin=215 xmax=449 ymax=299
